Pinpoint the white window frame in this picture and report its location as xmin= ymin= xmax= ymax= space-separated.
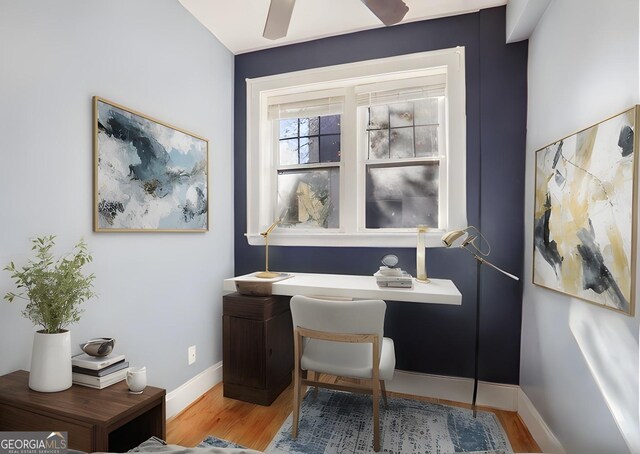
xmin=246 ymin=47 xmax=467 ymax=248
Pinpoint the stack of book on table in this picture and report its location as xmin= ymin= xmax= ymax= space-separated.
xmin=71 ymin=353 xmax=128 ymax=389
xmin=374 ymin=266 xmax=413 ymax=288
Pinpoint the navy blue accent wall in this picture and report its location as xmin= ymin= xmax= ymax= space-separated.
xmin=234 ymin=7 xmax=527 ymax=384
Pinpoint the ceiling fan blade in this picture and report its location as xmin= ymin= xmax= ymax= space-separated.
xmin=263 ymin=0 xmax=296 ymax=40
xmin=361 ymin=0 xmax=409 ymax=26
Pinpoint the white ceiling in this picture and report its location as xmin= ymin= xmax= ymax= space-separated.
xmin=179 ymin=0 xmax=507 ymax=55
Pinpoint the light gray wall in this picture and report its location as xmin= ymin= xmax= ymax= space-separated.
xmin=522 ymin=0 xmax=639 ymax=452
xmin=0 ymin=0 xmax=234 ymax=394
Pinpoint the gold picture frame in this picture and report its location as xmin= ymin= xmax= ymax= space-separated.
xmin=533 ymin=106 xmax=638 ymax=315
xmin=93 ymin=96 xmax=209 ymax=232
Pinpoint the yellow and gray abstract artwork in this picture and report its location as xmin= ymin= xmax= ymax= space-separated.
xmin=534 ymin=107 xmax=636 ymax=315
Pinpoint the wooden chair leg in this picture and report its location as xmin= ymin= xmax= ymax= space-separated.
xmin=292 ymin=332 xmax=302 ymax=439
xmin=372 ymin=379 xmax=380 ymax=452
xmin=292 ymin=369 xmax=300 ymax=438
xmin=300 ymin=372 xmax=307 ymax=401
xmin=372 ymin=335 xmax=381 ymax=452
xmin=308 ymin=371 xmax=319 ymax=400
xmin=380 ymin=380 xmax=388 ymax=409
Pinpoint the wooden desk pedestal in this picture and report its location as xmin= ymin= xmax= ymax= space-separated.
xmin=223 ymin=293 xmax=293 ymax=406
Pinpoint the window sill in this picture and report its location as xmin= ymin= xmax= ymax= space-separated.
xmin=245 ymin=231 xmax=448 ymax=248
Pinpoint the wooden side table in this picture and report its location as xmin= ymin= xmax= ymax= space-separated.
xmin=223 ymin=292 xmax=293 ymax=406
xmin=0 ymin=370 xmax=166 ymax=452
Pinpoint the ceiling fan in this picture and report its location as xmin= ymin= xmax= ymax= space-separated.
xmin=263 ymin=0 xmax=410 ymax=40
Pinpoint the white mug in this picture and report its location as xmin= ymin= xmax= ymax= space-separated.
xmin=126 ymin=367 xmax=147 ymax=394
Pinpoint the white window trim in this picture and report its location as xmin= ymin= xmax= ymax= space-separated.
xmin=246 ymin=47 xmax=467 ymax=248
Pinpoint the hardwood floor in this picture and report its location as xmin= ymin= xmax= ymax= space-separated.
xmin=167 ymin=381 xmax=541 ymax=453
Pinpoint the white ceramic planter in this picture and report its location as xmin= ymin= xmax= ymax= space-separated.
xmin=29 ymin=330 xmax=72 ymax=392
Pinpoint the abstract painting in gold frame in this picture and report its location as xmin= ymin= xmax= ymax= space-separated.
xmin=93 ymin=97 xmax=209 ymax=232
xmin=533 ymin=106 xmax=638 ymax=315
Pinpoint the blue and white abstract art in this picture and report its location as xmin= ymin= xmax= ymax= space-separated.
xmin=94 ymin=97 xmax=208 ymax=231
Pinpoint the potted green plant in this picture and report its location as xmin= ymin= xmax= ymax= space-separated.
xmin=4 ymin=236 xmax=96 ymax=392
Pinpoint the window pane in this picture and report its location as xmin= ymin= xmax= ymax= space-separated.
xmin=300 ymin=137 xmax=319 ymax=164
xmin=277 ymin=168 xmax=339 ymax=229
xmin=390 ymin=128 xmax=414 ymax=159
xmin=320 ymin=115 xmax=341 ymax=134
xmin=414 ymin=98 xmax=439 ymax=125
xmin=415 ymin=125 xmax=438 ymax=157
xmin=278 ymin=115 xmax=340 ymax=166
xmin=389 ymin=102 xmax=414 ymax=128
xmin=369 ymin=129 xmax=389 ymax=159
xmin=280 ymin=119 xmax=298 ymax=139
xmin=300 ymin=117 xmax=319 ymax=136
xmin=368 ymin=105 xmax=389 ymax=130
xmin=366 ymin=164 xmax=439 ymax=228
xmin=319 ymin=135 xmax=340 ymax=162
xmin=367 ymin=99 xmax=441 ymax=161
xmin=279 ymin=139 xmax=299 ymax=165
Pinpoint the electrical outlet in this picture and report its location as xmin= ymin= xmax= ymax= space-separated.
xmin=188 ymin=345 xmax=196 ymax=365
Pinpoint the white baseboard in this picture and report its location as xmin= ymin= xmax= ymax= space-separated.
xmin=517 ymin=388 xmax=565 ymax=454
xmin=165 ymin=361 xmax=223 ymax=419
xmin=387 ymin=369 xmax=519 ymax=411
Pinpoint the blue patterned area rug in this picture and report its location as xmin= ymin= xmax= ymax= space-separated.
xmin=199 ymin=435 xmax=247 ymax=450
xmin=265 ymin=389 xmax=513 ymax=454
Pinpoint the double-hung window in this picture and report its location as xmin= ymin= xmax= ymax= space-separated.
xmin=269 ymin=96 xmax=344 ymax=229
xmin=246 ymin=47 xmax=466 ymax=247
xmin=358 ymin=77 xmax=446 ymax=230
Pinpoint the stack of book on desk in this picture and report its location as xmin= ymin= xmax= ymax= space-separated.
xmin=374 ymin=267 xmax=413 ymax=288
xmin=71 ymin=353 xmax=128 ymax=389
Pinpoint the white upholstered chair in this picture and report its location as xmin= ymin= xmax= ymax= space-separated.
xmin=289 ymin=295 xmax=396 ymax=452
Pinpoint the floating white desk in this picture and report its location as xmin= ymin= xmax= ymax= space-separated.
xmin=223 ymin=272 xmax=461 ymax=305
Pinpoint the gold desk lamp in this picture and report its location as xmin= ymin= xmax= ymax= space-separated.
xmin=255 ymin=218 xmax=282 ymax=279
